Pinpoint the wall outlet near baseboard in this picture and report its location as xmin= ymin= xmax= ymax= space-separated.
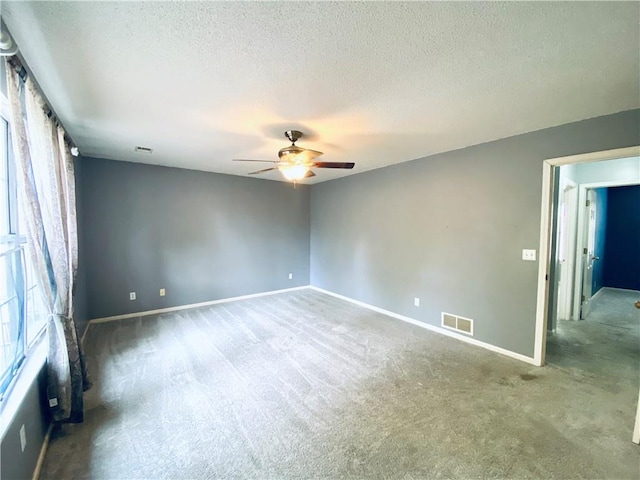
xmin=288 ymin=273 xmax=293 ymax=280
xmin=414 ymin=297 xmax=420 ymax=307
xmin=129 ymin=292 xmax=136 ymax=301
xmin=522 ymin=249 xmax=536 ymax=261
xmin=19 ymin=424 xmax=26 ymax=452
xmin=160 ymin=288 xmax=165 ymax=296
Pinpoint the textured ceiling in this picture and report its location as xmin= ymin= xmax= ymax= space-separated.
xmin=3 ymin=1 xmax=639 ymax=183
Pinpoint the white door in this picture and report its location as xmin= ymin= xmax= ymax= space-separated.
xmin=556 ymin=183 xmax=578 ymax=322
xmin=580 ymin=189 xmax=598 ymax=319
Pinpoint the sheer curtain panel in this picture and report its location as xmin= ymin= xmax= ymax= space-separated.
xmin=5 ymin=58 xmax=90 ymax=423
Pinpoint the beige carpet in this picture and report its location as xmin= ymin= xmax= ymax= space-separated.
xmin=41 ymin=289 xmax=639 ymax=479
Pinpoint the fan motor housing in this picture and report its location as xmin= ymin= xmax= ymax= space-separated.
xmin=284 ymin=130 xmax=303 ymax=144
xmin=278 ymin=144 xmax=305 ymax=160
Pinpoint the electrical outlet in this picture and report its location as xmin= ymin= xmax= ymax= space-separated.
xmin=19 ymin=424 xmax=26 ymax=452
xmin=160 ymin=288 xmax=165 ymax=296
xmin=288 ymin=273 xmax=293 ymax=280
xmin=414 ymin=297 xmax=420 ymax=307
xmin=129 ymin=292 xmax=136 ymax=301
xmin=522 ymin=249 xmax=537 ymax=261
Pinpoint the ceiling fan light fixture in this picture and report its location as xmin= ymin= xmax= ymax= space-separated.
xmin=232 ymin=129 xmax=354 ymax=181
xmin=278 ymin=145 xmax=304 ymax=160
xmin=278 ymin=163 xmax=309 ymax=181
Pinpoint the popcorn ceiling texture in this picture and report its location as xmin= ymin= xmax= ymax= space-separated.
xmin=3 ymin=1 xmax=639 ymax=183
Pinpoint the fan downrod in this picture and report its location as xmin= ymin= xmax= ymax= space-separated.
xmin=284 ymin=130 xmax=303 ymax=145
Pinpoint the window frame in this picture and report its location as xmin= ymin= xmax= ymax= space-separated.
xmin=0 ymin=86 xmax=47 ymax=409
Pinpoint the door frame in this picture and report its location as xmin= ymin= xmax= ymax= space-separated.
xmin=533 ymin=145 xmax=640 ymax=367
xmin=634 ymin=388 xmax=640 ymax=444
xmin=534 ymin=146 xmax=640 ymax=445
xmin=571 ymin=180 xmax=639 ymax=320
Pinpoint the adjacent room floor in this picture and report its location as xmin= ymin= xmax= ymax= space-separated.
xmin=546 ymin=287 xmax=640 ymax=387
xmin=41 ymin=289 xmax=639 ymax=479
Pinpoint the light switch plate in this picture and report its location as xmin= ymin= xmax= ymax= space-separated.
xmin=522 ymin=249 xmax=537 ymax=261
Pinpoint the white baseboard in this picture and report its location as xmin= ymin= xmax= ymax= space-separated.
xmin=83 ymin=284 xmax=536 ymax=366
xmin=310 ymin=286 xmax=537 ymax=366
xmin=32 ymin=423 xmax=52 ymax=480
xmin=590 ymin=286 xmax=605 ymax=303
xmin=633 ymin=387 xmax=640 ymax=444
xmin=601 ymin=286 xmax=640 ymax=295
xmin=87 ymin=286 xmax=311 ymax=326
xmin=80 ymin=322 xmax=89 ymax=347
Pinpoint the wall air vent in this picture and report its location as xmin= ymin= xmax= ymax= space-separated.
xmin=134 ymin=146 xmax=153 ymax=154
xmin=441 ymin=312 xmax=474 ymax=336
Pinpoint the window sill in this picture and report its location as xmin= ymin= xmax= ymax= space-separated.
xmin=0 ymin=332 xmax=47 ymax=440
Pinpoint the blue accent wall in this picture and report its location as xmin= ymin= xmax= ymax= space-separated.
xmin=603 ymin=185 xmax=640 ymax=291
xmin=591 ymin=188 xmax=608 ymax=294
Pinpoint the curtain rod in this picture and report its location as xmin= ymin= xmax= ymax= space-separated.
xmin=6 ymin=56 xmax=79 ymax=151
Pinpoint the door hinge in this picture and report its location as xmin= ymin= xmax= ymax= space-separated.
xmin=545 ymin=274 xmax=548 ymax=281
xmin=583 ymin=247 xmax=588 ymax=254
xmin=581 ymin=295 xmax=585 ymax=302
xmin=586 ymin=199 xmax=591 ymax=206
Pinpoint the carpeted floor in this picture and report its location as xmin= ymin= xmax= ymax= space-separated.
xmin=41 ymin=289 xmax=639 ymax=479
xmin=546 ymin=287 xmax=640 ymax=386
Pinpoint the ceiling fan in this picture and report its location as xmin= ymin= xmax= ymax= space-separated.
xmin=233 ymin=130 xmax=355 ymax=181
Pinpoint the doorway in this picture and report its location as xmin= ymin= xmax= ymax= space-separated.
xmin=534 ymin=146 xmax=640 ymax=444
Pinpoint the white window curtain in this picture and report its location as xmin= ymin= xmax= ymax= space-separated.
xmin=5 ymin=58 xmax=90 ymax=423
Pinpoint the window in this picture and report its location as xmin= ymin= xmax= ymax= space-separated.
xmin=0 ymin=96 xmax=47 ymax=402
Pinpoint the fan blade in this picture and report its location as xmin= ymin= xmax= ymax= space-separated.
xmin=313 ymin=162 xmax=355 ymax=169
xmin=249 ymin=167 xmax=277 ymax=175
xmin=304 ymin=170 xmax=316 ymax=178
xmin=233 ymin=159 xmax=276 ymax=163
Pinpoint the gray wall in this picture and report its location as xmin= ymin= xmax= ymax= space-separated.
xmin=79 ymin=158 xmax=310 ymax=319
xmin=74 ymin=156 xmax=90 ymax=334
xmin=0 ymin=366 xmax=49 ymax=480
xmin=310 ymin=109 xmax=640 ymax=358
